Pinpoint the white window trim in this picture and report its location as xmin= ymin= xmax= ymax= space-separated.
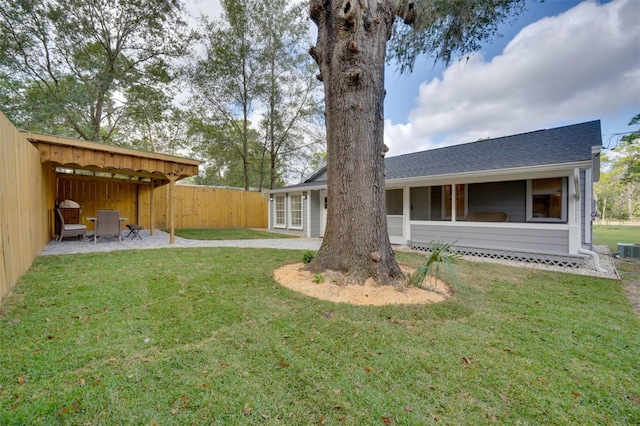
xmin=288 ymin=194 xmax=303 ymax=230
xmin=526 ymin=177 xmax=567 ymax=223
xmin=274 ymin=195 xmax=286 ymax=228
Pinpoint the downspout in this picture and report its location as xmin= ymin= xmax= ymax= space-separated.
xmin=573 ymin=168 xmax=607 ymax=273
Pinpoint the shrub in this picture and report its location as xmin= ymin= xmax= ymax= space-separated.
xmin=302 ymin=250 xmax=315 ymax=264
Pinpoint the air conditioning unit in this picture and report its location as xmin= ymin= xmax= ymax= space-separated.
xmin=617 ymin=243 xmax=640 ymax=259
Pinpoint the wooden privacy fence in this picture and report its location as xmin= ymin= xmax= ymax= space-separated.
xmin=0 ymin=112 xmax=54 ymax=302
xmin=146 ymin=184 xmax=268 ymax=229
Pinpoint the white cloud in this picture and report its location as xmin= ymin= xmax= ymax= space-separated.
xmin=384 ymin=0 xmax=640 ymax=156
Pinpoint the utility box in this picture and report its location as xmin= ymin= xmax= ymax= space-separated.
xmin=617 ymin=243 xmax=640 ymax=259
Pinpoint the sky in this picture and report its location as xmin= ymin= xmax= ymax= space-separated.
xmin=188 ymin=0 xmax=640 ymax=157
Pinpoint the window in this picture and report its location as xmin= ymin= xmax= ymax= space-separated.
xmin=386 ymin=189 xmax=403 ymax=215
xmin=527 ymin=177 xmax=566 ymax=222
xmin=443 ymin=184 xmax=467 ymax=220
xmin=275 ymin=195 xmax=286 ymax=227
xmin=289 ymin=194 xmax=303 ymax=229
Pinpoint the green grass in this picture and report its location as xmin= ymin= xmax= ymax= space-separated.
xmin=172 ymin=227 xmax=297 ymax=240
xmin=1 ymin=249 xmax=639 ymax=425
xmin=593 ymin=224 xmax=640 ymax=253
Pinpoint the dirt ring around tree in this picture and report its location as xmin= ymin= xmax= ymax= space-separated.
xmin=273 ymin=263 xmax=452 ymax=306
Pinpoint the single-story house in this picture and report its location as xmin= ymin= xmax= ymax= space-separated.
xmin=265 ymin=120 xmax=606 ymax=270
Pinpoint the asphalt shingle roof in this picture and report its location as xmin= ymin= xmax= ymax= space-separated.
xmin=384 ymin=120 xmax=602 ymax=180
xmin=274 ymin=120 xmax=602 ymax=191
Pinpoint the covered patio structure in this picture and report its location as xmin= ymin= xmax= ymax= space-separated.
xmin=25 ymin=132 xmax=200 ymax=244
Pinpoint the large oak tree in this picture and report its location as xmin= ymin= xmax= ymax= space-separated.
xmin=306 ymin=0 xmax=525 ymax=285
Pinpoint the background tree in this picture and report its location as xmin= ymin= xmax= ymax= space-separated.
xmin=618 ymin=113 xmax=640 ymax=186
xmin=306 ymin=0 xmax=526 ymax=285
xmin=189 ymin=119 xmax=269 ymax=188
xmin=596 ymin=113 xmax=640 ymax=221
xmin=253 ymin=0 xmax=324 ymax=189
xmin=0 ymin=0 xmax=195 ymax=145
xmin=187 ymin=0 xmax=323 ymax=191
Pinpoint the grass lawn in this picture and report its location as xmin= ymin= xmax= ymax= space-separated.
xmin=1 ymin=248 xmax=639 ymax=425
xmin=172 ymin=227 xmax=297 ymax=240
xmin=593 ymin=224 xmax=640 ymax=254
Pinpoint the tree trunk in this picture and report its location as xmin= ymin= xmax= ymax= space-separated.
xmin=307 ymin=0 xmax=403 ymax=285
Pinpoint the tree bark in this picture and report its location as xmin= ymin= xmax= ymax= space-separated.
xmin=307 ymin=0 xmax=403 ymax=285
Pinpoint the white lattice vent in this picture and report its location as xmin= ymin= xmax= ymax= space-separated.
xmin=409 ymin=242 xmax=585 ymax=268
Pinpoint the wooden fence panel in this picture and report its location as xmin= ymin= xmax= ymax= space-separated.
xmin=151 ymin=184 xmax=268 ymax=230
xmin=0 ymin=112 xmax=52 ymax=302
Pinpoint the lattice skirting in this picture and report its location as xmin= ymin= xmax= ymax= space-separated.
xmin=409 ymin=241 xmax=587 ymax=268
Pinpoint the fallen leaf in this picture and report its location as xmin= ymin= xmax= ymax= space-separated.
xmin=499 ymin=393 xmax=508 ymax=402
xmin=17 ymin=375 xmax=25 ymax=385
xmin=262 ymin=413 xmax=270 ymax=419
xmin=181 ymin=396 xmax=190 ymax=403
xmin=243 ymin=404 xmax=252 ymax=415
xmin=318 ymin=414 xmax=326 ymax=424
xmin=279 ymin=359 xmax=290 ymax=367
xmin=404 ymin=405 xmax=413 ymax=412
xmin=79 ymin=379 xmax=86 ymax=386
xmin=630 ymin=395 xmax=640 ymax=404
xmin=571 ymin=392 xmax=581 ymax=397
xmin=363 ymin=366 xmax=372 ymax=372
xmin=201 ymin=383 xmax=210 ymax=389
xmin=382 ymin=415 xmax=395 ymax=425
xmin=170 ymin=408 xmax=178 ymax=415
xmin=461 ymin=357 xmax=472 ymax=365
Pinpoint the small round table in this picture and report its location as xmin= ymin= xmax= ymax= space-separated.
xmin=126 ymin=224 xmax=143 ymax=240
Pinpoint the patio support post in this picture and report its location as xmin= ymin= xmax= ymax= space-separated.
xmin=167 ymin=173 xmax=179 ymax=244
xmin=149 ymin=180 xmax=156 ymax=236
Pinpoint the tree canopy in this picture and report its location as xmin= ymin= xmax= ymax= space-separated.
xmin=186 ymin=0 xmax=324 ymax=190
xmin=0 ymin=0 xmax=196 ymax=144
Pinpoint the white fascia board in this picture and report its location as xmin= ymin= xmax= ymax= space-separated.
xmin=266 ymin=184 xmax=327 ymax=194
xmin=386 ymin=161 xmax=592 ymax=187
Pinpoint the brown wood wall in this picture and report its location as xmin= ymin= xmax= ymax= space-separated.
xmin=0 ymin=112 xmax=54 ymax=302
xmin=56 ymin=175 xmax=139 ymax=231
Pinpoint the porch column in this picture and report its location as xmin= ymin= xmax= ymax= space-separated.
xmin=451 ymin=184 xmax=457 ymax=222
xmin=403 ymin=186 xmax=410 ymax=244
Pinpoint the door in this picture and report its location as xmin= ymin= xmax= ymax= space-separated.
xmin=386 ymin=189 xmax=404 ymax=244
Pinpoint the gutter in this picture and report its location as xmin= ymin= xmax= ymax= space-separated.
xmin=573 ymin=168 xmax=607 ymax=273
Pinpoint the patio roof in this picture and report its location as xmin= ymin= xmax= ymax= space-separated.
xmin=24 ymin=131 xmax=200 ymax=184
